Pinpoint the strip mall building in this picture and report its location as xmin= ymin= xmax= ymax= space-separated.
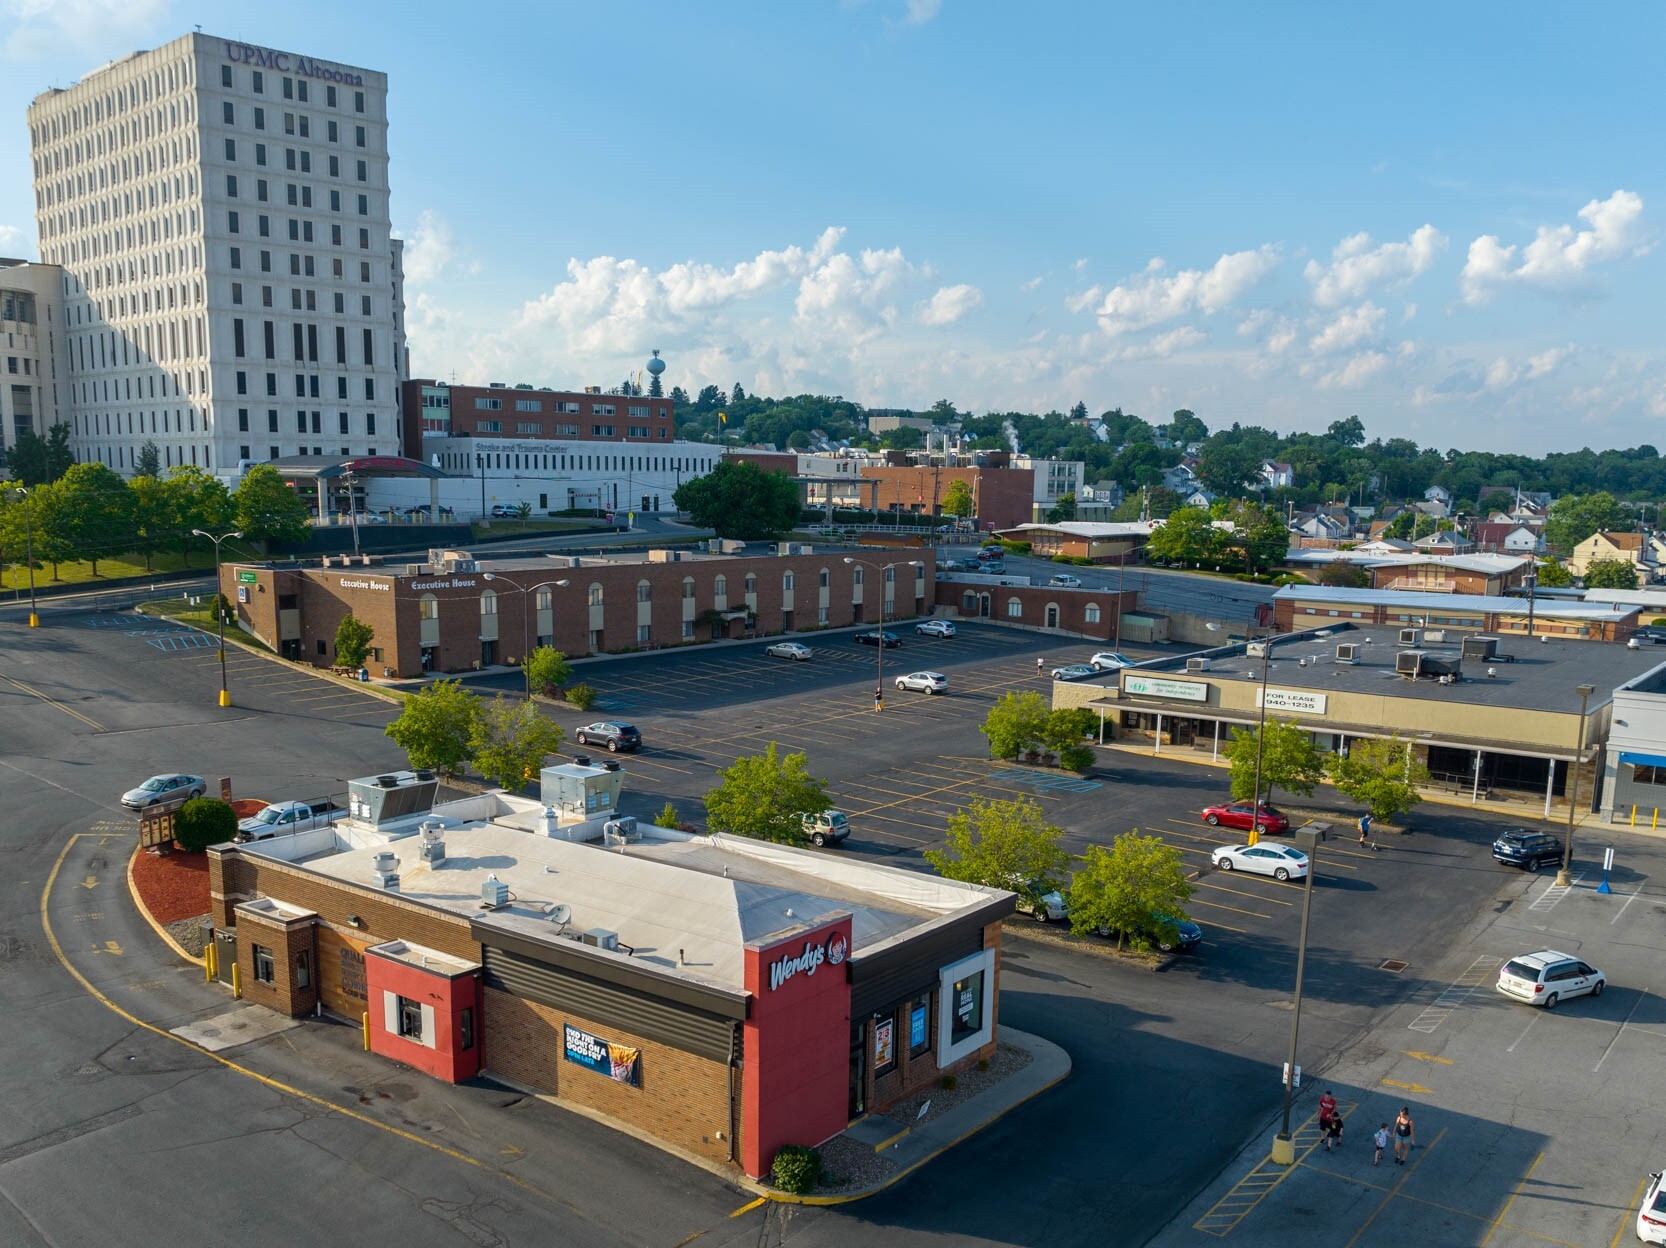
xmin=208 ymin=763 xmax=1011 ymax=1177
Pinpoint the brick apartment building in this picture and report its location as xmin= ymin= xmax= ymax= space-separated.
xmin=223 ymin=545 xmax=937 ymax=675
xmin=400 ymin=378 xmax=675 ymax=459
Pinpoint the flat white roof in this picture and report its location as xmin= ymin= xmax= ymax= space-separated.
xmin=1273 ymin=584 xmax=1637 ymax=621
xmin=275 ymin=820 xmax=1000 ymax=993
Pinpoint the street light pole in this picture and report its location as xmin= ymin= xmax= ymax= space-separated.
xmin=482 ymin=573 xmax=569 ymax=698
xmin=1556 ymin=682 xmax=1596 ymax=887
xmin=192 ymin=528 xmax=243 ymax=708
xmin=13 ymin=487 xmax=39 ymax=628
xmin=1248 ymin=632 xmax=1277 ymax=844
xmin=844 ymin=556 xmax=923 ymax=712
xmin=1272 ymin=823 xmax=1326 ymax=1165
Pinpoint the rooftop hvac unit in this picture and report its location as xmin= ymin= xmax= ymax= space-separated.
xmin=604 ymin=816 xmax=639 ymax=844
xmin=1399 ymin=628 xmax=1422 ymax=646
xmin=581 ymin=928 xmax=619 ymax=952
xmin=481 ymin=875 xmax=509 ymax=908
xmin=1246 ymin=642 xmax=1267 ymax=658
xmin=1424 ymin=629 xmax=1447 ymax=644
xmin=1334 ymin=643 xmax=1360 ymax=664
xmin=1462 ymin=635 xmax=1500 ymax=660
xmin=371 ymin=851 xmax=400 ymax=893
xmin=1186 ymin=657 xmax=1212 ymax=673
xmin=418 ymin=821 xmax=446 ymax=865
xmin=1395 ymin=650 xmax=1425 ymax=677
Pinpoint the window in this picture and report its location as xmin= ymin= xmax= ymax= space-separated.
xmin=592 ymin=425 xmax=615 ymax=437
xmin=419 ymin=594 xmax=438 ymax=621
xmin=222 ymin=101 xmax=234 ymax=124
xmin=819 ymin=568 xmax=829 ymax=588
xmin=396 ymin=996 xmax=423 ymax=1040
xmin=949 ymin=968 xmax=985 ymax=1044
xmin=783 ymin=572 xmax=794 ymax=591
xmin=475 ymin=397 xmax=502 ymax=410
xmin=535 ymin=587 xmax=553 ymax=611
xmin=1084 ymin=603 xmax=1101 ymax=624
xmin=480 ymin=590 xmax=497 ymax=616
xmin=637 ymin=624 xmax=652 ymax=644
xmin=459 ymin=1006 xmax=474 ymax=1050
xmin=355 ymin=124 xmax=366 ymax=147
xmin=230 ymin=246 xmax=241 ymax=269
xmin=255 ymin=142 xmax=267 ymax=166
xmin=477 ymin=419 xmax=500 ymax=433
xmin=515 ymin=398 xmax=541 ymax=412
xmin=516 ymin=421 xmax=540 ymax=434
xmin=357 ymin=193 xmax=368 ymax=215
xmin=682 ymin=578 xmax=695 ymax=600
xmin=908 ymin=993 xmax=932 ymax=1057
xmin=636 ymin=581 xmax=652 ymax=604
xmin=873 ymin=1010 xmax=898 ymax=1077
xmin=237 ymin=409 xmax=249 ymax=432
xmin=588 ymin=583 xmax=604 ymax=607
xmin=221 ymin=65 xmax=233 ymax=88
xmin=326 ymin=84 xmax=337 ymax=108
xmin=253 ymin=106 xmax=265 ymax=130
xmin=252 ymin=944 xmax=275 ymax=984
xmin=253 ymin=70 xmax=264 ymax=94
xmin=225 ymin=174 xmax=238 ymax=198
xmin=294 ymin=951 xmax=311 ymax=989
xmin=1006 ymin=598 xmax=1023 ymax=619
xmin=1634 ymin=765 xmax=1666 ymax=786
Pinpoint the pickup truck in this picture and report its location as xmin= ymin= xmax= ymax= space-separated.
xmin=236 ymin=799 xmax=345 ymax=842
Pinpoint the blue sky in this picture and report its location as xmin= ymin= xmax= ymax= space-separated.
xmin=3 ymin=1 xmax=1663 ymax=454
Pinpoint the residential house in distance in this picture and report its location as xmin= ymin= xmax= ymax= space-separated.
xmin=1161 ymin=461 xmax=1198 ymax=493
xmin=1423 ymin=485 xmax=1453 ymax=515
xmin=1075 ymin=480 xmax=1126 ymax=521
xmin=1471 ymin=521 xmax=1545 ymax=555
xmin=1259 ymin=460 xmax=1294 ymax=491
xmin=1569 ymin=530 xmax=1659 ymax=584
xmin=1290 ymin=512 xmax=1349 ymax=547
xmin=1414 ymin=530 xmax=1476 ymax=555
xmin=1179 ymin=487 xmax=1215 ymax=510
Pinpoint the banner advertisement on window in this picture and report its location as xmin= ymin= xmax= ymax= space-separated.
xmin=563 ymin=1023 xmax=641 ymax=1087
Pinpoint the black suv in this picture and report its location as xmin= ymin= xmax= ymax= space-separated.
xmin=1492 ymin=829 xmax=1563 ymax=871
xmin=574 ymin=721 xmax=641 ymax=753
xmin=855 ymin=631 xmax=901 ymax=648
xmin=1633 ymin=625 xmax=1666 ymax=645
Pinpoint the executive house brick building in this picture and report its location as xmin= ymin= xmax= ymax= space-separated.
xmin=208 ymin=764 xmax=1012 ymax=1177
xmin=222 ymin=544 xmax=936 ymax=673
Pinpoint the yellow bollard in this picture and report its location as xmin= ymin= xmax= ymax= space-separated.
xmin=1247 ymin=827 xmax=1260 ymax=847
xmin=205 ymin=941 xmax=217 ymax=982
xmin=361 ymin=1012 xmax=371 ymax=1051
xmin=231 ymin=962 xmax=241 ymax=999
xmin=1632 ymin=804 xmax=1638 ymax=828
xmin=1654 ymin=808 xmax=1661 ymax=832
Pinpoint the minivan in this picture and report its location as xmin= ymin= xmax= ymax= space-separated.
xmin=1497 ymin=950 xmax=1605 ymax=1009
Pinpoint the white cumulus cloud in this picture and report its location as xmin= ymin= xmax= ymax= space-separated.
xmin=1315 ymin=351 xmax=1390 ymax=390
xmin=1020 ymin=275 xmax=1043 ymax=292
xmin=1304 ymin=225 xmax=1445 ymax=306
xmin=0 ymin=223 xmax=24 ymax=251
xmin=1309 ymin=302 xmax=1386 ymax=356
xmin=2 ymin=0 xmax=169 ymax=59
xmin=1460 ymin=190 xmax=1647 ymax=304
xmin=1092 ymin=246 xmax=1280 ymax=337
xmin=902 ymin=0 xmax=941 ymax=25
xmin=1063 ymin=285 xmax=1102 ymax=314
xmin=399 ymin=209 xmax=462 ymax=287
xmin=661 ymin=227 xmax=841 ymax=315
xmin=917 ymin=283 xmax=983 ymax=326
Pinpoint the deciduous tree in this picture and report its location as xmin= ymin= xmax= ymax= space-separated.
xmin=468 ymin=696 xmax=564 ymax=791
xmin=924 ymin=795 xmax=1067 ymax=895
xmin=942 ymin=480 xmax=974 ymax=518
xmin=703 ymin=742 xmax=832 ymax=846
xmin=384 ymin=679 xmax=480 ymax=775
xmin=1065 ymin=833 xmax=1195 ymax=950
xmin=1584 ymin=558 xmax=1639 ymax=589
xmin=57 ymin=461 xmax=134 ymax=575
xmin=333 ymin=615 xmax=375 ymax=668
xmin=672 ymin=460 xmax=801 ymax=539
xmin=979 ymin=690 xmax=1051 ymax=759
xmin=1328 ymin=735 xmax=1430 ymax=825
xmin=1544 ymin=491 xmax=1626 ymax=554
xmin=1225 ymin=717 xmax=1327 ymax=806
xmin=234 ymin=463 xmax=312 ymax=546
xmin=523 ymin=646 xmax=572 ymax=697
xmin=1148 ymin=505 xmax=1219 ymax=566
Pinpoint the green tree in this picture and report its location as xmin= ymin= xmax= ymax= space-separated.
xmin=174 ymin=797 xmax=239 ymax=853
xmin=1315 ymin=561 xmax=1370 ymax=587
xmin=656 ymin=801 xmax=682 ymax=829
xmin=703 ymin=741 xmax=831 ymax=846
xmin=5 ymin=428 xmax=49 ymax=486
xmin=2 ymin=480 xmax=75 ymax=577
xmin=384 ymin=679 xmax=480 ymax=775
xmin=1148 ymin=504 xmax=1219 ymax=566
xmin=134 ymin=440 xmax=162 ymax=478
xmin=56 ymin=461 xmax=134 ymax=575
xmin=42 ymin=422 xmax=74 ymax=481
xmin=925 ymin=795 xmax=1067 ymax=895
xmin=672 ymin=460 xmax=802 ymax=539
xmin=523 ymin=646 xmax=573 ymax=697
xmin=1166 ymin=409 xmax=1209 ymax=444
xmin=1065 ymin=833 xmax=1195 ymax=950
xmin=979 ymin=690 xmax=1051 ymax=759
xmin=1223 ymin=501 xmax=1290 ymax=574
xmin=1544 ymin=491 xmax=1626 ymax=553
xmin=1195 ymin=439 xmax=1262 ymax=496
xmin=881 ymin=425 xmax=925 ymax=450
xmin=128 ymin=472 xmax=173 ymax=571
xmin=234 ymin=463 xmax=312 ymax=545
xmin=166 ymin=466 xmax=236 ymax=563
xmin=942 ymin=479 xmax=974 ymax=518
xmin=1045 ymin=492 xmax=1077 ymax=523
xmin=1533 ymin=559 xmax=1574 ymax=588
xmin=1225 ymin=717 xmax=1327 ymax=806
xmin=1328 ymin=735 xmax=1429 ymax=825
xmin=334 ymin=614 xmax=375 ymax=668
xmin=468 ymin=696 xmax=564 ymax=791
xmin=926 ymin=399 xmax=960 ymax=424
xmin=1584 ymin=558 xmax=1639 ymax=589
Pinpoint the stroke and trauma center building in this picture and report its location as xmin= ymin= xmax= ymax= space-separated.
xmin=208 ymin=763 xmax=1011 ymax=1177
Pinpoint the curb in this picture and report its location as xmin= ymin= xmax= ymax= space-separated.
xmin=126 ymin=845 xmax=204 ymax=966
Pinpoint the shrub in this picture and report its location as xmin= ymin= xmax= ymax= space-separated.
xmin=656 ymin=801 xmax=681 ymax=829
xmin=941 ymin=1073 xmax=958 ymax=1090
xmin=565 ymin=682 xmax=599 ymax=711
xmin=771 ymin=1145 xmax=823 ymax=1195
xmin=174 ymin=797 xmax=238 ymax=852
xmin=976 ymin=1058 xmax=989 ymax=1072
xmin=1058 ymin=743 xmax=1096 ymax=774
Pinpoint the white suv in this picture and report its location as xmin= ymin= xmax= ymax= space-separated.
xmin=916 ymin=620 xmax=957 ymax=637
xmin=1090 ymin=651 xmax=1132 ymax=670
xmin=1497 ymin=950 xmax=1606 ymax=1009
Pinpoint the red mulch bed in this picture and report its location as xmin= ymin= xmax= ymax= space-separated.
xmin=130 ymin=798 xmax=267 ymax=924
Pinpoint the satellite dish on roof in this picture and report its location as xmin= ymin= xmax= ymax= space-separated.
xmin=545 ymin=903 xmax=571 ymax=926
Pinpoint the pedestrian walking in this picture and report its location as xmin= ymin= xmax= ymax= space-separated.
xmin=1358 ymin=813 xmax=1373 ymax=845
xmin=1317 ymin=1090 xmax=1338 ymax=1131
xmin=1036 ymin=656 xmax=1045 ymax=673
xmin=1393 ymin=1106 xmax=1415 ymax=1164
xmin=1324 ymin=1113 xmax=1344 ymax=1152
xmin=874 ymin=686 xmax=883 ymax=713
xmin=1373 ymin=1123 xmax=1390 ymax=1166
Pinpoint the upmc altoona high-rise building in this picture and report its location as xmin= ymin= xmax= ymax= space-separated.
xmin=26 ymin=32 xmax=407 ymax=478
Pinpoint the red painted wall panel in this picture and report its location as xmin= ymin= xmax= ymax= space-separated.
xmin=365 ymin=949 xmax=481 ymax=1083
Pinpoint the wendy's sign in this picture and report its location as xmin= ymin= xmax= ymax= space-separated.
xmin=766 ymin=928 xmax=848 ymax=993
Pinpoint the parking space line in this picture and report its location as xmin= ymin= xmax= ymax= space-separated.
xmin=1478 ymin=1146 xmax=1541 ymax=1248
xmin=1187 ymin=894 xmax=1279 ymax=921
xmin=1610 ymin=1175 xmax=1652 ymax=1248
xmin=1592 ymin=984 xmax=1652 ymax=1073
xmin=1529 ymin=872 xmax=1585 ymax=912
xmin=1192 ymin=1109 xmax=1340 ymax=1236
xmin=1408 ymin=954 xmax=1497 ymax=1034
xmin=1342 ymin=1125 xmax=1447 ymax=1248
xmin=0 ymin=672 xmax=106 ymax=731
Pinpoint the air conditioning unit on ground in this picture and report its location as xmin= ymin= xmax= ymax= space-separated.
xmin=1335 ymin=643 xmax=1360 ymax=664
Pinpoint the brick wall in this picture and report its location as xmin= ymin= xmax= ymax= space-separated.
xmin=858 ymin=466 xmax=1035 ymax=531
xmin=235 ymin=911 xmax=318 ymax=1018
xmin=936 ymin=580 xmax=1135 ymax=641
xmin=482 ymin=987 xmax=739 ymax=1168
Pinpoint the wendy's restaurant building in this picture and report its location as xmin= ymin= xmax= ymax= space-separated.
xmin=206 ymin=763 xmax=1013 ymax=1178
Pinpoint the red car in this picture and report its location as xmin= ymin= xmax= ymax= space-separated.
xmin=1201 ymin=801 xmax=1290 ymax=834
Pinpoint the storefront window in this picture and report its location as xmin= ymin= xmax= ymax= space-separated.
xmin=908 ymin=994 xmax=932 ymax=1057
xmin=950 ymin=970 xmax=985 ymax=1044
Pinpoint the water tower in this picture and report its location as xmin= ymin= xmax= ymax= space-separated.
xmin=646 ymin=349 xmax=666 ymax=397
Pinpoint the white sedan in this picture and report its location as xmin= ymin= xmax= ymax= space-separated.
xmin=916 ymin=620 xmax=957 ymax=637
xmin=765 ymin=641 xmax=813 ymax=661
xmin=1211 ymin=843 xmax=1309 ymax=881
xmin=1638 ymin=1169 xmax=1666 ymax=1244
xmin=1048 ymin=573 xmax=1082 ymax=588
xmin=895 ymin=671 xmax=948 ymax=695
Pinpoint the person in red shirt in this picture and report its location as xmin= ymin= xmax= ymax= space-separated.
xmin=1317 ymin=1090 xmax=1338 ymax=1131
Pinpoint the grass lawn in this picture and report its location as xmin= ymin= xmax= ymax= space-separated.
xmin=140 ymin=599 xmax=275 ymax=654
xmin=468 ymin=518 xmax=597 ymax=540
xmin=1 ymin=539 xmax=265 ymax=593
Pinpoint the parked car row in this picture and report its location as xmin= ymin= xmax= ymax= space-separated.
xmin=1011 ymin=879 xmax=1203 ymax=953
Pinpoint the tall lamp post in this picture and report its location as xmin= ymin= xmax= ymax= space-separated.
xmin=1556 ymin=682 xmax=1596 ymax=887
xmin=11 ymin=486 xmax=39 ymax=628
xmin=192 ymin=528 xmax=243 ymax=708
xmin=481 ymin=573 xmax=569 ymax=698
xmin=1247 ymin=631 xmax=1281 ymax=845
xmin=844 ymin=556 xmax=923 ymax=711
xmin=1271 ymin=821 xmax=1329 ymax=1165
